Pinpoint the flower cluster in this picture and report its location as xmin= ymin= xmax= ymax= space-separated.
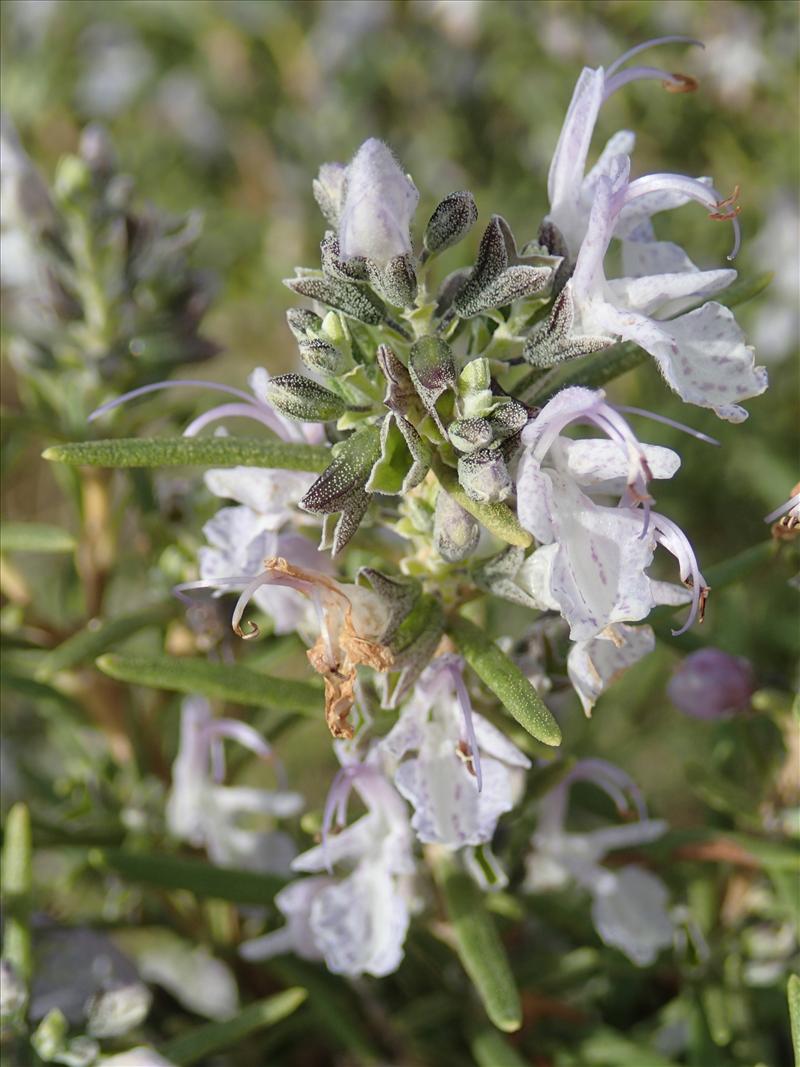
xmin=84 ymin=38 xmax=771 ymax=984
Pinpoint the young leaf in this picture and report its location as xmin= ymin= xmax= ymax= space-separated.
xmin=36 ymin=603 xmax=177 ymax=680
xmin=471 ymin=1027 xmax=528 ymax=1067
xmin=0 ymin=522 xmax=76 ymax=553
xmin=1 ymin=803 xmax=33 ymax=982
xmin=43 ymin=437 xmax=330 ymax=471
xmin=448 ymin=614 xmax=561 ymax=747
xmin=161 ymin=988 xmax=308 ymax=1066
xmin=90 ymin=849 xmax=285 ymax=905
xmin=96 ymin=653 xmax=322 ymax=714
xmin=789 ymin=973 xmax=800 ymax=1067
xmin=432 ymin=851 xmax=522 ymax=1033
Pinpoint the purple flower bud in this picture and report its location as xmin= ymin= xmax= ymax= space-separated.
xmin=667 ymin=648 xmax=755 ymax=719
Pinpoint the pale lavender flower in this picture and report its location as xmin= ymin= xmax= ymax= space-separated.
xmin=567 ymin=623 xmax=656 ymax=717
xmin=562 ymin=157 xmax=766 ymax=421
xmin=516 ymin=387 xmax=704 ymax=642
xmin=525 ymin=760 xmax=674 ymax=966
xmin=242 ymin=752 xmax=416 ymax=978
xmin=667 ymin=648 xmax=755 ymax=719
xmin=166 ymin=697 xmax=303 ymax=874
xmin=378 ymin=654 xmax=531 ymax=847
xmin=337 ymin=139 xmax=419 ymax=265
xmin=545 ymin=36 xmax=704 ymax=259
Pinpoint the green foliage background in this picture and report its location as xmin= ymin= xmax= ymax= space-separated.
xmin=1 ymin=2 xmax=798 ymax=1065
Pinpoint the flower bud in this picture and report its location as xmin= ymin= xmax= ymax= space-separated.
xmin=265 ymin=373 xmax=349 ymax=422
xmin=298 ymin=337 xmax=348 ymax=377
xmin=423 ymin=190 xmax=478 ymax=255
xmin=448 ymin=417 xmax=493 ymax=453
xmin=286 ymin=307 xmax=323 ymax=343
xmin=338 ymin=139 xmax=419 ymax=267
xmin=434 ymin=490 xmax=480 ymax=562
xmin=667 ymin=648 xmax=755 ymax=719
xmin=457 ymin=448 xmax=512 ymax=503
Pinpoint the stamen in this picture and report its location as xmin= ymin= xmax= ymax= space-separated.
xmin=615 ymin=405 xmax=720 ymax=446
xmin=764 ymin=492 xmax=800 ymax=524
xmin=183 ymin=402 xmax=287 ymax=438
xmin=605 ymin=36 xmax=704 ymax=78
xmin=624 ymin=173 xmax=741 ymax=260
xmin=172 ymin=577 xmax=256 ymax=605
xmin=663 ymin=72 xmax=699 ymax=94
xmin=564 ymin=758 xmax=648 ymax=821
xmin=232 ymin=571 xmax=275 ymax=639
xmin=652 ymin=513 xmax=708 ymax=635
xmin=89 ymin=379 xmax=255 ymax=422
xmin=603 ymin=67 xmax=698 ymax=101
xmin=445 ymin=658 xmax=483 ymax=792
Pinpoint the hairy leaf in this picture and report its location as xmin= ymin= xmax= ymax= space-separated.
xmin=43 ymin=437 xmax=330 ymax=471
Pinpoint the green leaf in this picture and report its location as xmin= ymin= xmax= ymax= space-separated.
xmin=432 ymin=458 xmax=531 ymax=548
xmin=42 ymin=437 xmax=330 ymax=471
xmin=90 ymin=849 xmax=285 ymax=904
xmin=448 ymin=614 xmax=561 ymax=747
xmin=577 ymin=1027 xmax=680 ymax=1066
xmin=1 ymin=803 xmax=33 ymax=982
xmin=432 ymin=852 xmax=521 ymax=1033
xmin=470 ymin=1028 xmax=528 ymax=1067
xmin=713 ymin=269 xmax=773 ymax=310
xmin=160 ymin=988 xmax=307 ymax=1066
xmin=36 ymin=603 xmax=177 ymax=680
xmin=0 ymin=522 xmax=75 ymax=554
xmin=267 ymin=958 xmax=381 ymax=1063
xmin=788 ymin=973 xmax=800 ymax=1067
xmin=96 ymin=653 xmax=322 ymax=713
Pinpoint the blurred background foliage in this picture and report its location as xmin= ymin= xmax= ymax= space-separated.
xmin=1 ymin=1 xmax=798 ymax=1065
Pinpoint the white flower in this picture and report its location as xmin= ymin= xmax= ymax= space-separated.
xmin=525 ymin=760 xmax=674 ymax=966
xmin=545 ymin=35 xmax=703 ymax=260
xmin=242 ymin=754 xmax=416 ymax=978
xmin=517 ymin=387 xmax=703 ymax=642
xmin=338 ymin=138 xmax=419 ymax=265
xmin=562 ymin=158 xmax=766 ymax=421
xmin=166 ymin=697 xmax=303 ymax=874
xmin=567 ymin=623 xmax=656 ymax=717
xmin=378 ymin=655 xmax=530 ymax=848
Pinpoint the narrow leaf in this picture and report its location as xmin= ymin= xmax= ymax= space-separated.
xmin=90 ymin=849 xmax=285 ymax=905
xmin=448 ymin=614 xmax=561 ymax=746
xmin=96 ymin=653 xmax=322 ymax=714
xmin=43 ymin=437 xmax=330 ymax=471
xmin=0 ymin=522 xmax=75 ymax=554
xmin=432 ymin=851 xmax=522 ymax=1033
xmin=36 ymin=603 xmax=177 ymax=680
xmin=1 ymin=803 xmax=33 ymax=982
xmin=161 ymin=988 xmax=307 ymax=1066
xmin=789 ymin=973 xmax=800 ymax=1067
xmin=471 ymin=1028 xmax=528 ymax=1067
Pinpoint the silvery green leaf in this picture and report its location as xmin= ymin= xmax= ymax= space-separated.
xmin=435 ymin=267 xmax=472 ymax=317
xmin=320 ymin=230 xmax=368 ymax=282
xmin=473 ymin=547 xmax=539 ymax=608
xmin=523 ymin=285 xmax=613 ymax=368
xmin=458 ymin=448 xmax=512 ymax=504
xmin=285 ymin=307 xmax=323 ymax=342
xmin=300 ymin=424 xmax=381 ymax=515
xmin=283 ymin=274 xmax=385 ymax=325
xmin=366 ymin=253 xmax=417 ymax=307
xmin=448 ymin=417 xmax=493 ymax=453
xmin=408 ymin=335 xmax=456 ymax=434
xmin=331 ymin=489 xmax=372 ymax=555
xmin=457 ymin=264 xmax=551 ymax=318
xmin=358 ymin=568 xmax=421 ymax=644
xmin=384 ymin=594 xmax=445 ymax=706
xmin=367 ymin=413 xmax=430 ymax=494
xmin=434 ymin=490 xmax=480 ymax=562
xmin=265 ymin=373 xmax=349 ymax=422
xmin=377 ymin=343 xmax=417 ymax=413
xmin=423 ymin=190 xmax=478 ymax=255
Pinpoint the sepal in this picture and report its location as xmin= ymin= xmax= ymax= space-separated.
xmin=408 ymin=335 xmax=457 ymax=434
xmin=366 ymin=254 xmax=418 ymax=307
xmin=265 ymin=373 xmax=350 ymax=422
xmin=434 ymin=489 xmax=481 ymax=562
xmin=423 ymin=190 xmax=479 ymax=256
xmin=458 ymin=448 xmax=512 ymax=504
xmin=284 ymin=273 xmax=385 ymax=325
